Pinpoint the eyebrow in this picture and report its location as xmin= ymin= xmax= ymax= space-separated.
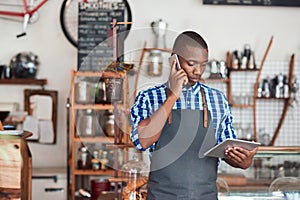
xmin=187 ymin=59 xmax=208 ymax=65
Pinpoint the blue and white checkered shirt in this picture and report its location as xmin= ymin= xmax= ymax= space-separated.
xmin=130 ymin=81 xmax=236 ymax=152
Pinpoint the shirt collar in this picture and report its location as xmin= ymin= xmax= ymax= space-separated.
xmin=182 ymin=81 xmax=201 ymax=96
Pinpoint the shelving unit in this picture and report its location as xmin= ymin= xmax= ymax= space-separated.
xmin=69 ymin=69 xmax=130 ymax=200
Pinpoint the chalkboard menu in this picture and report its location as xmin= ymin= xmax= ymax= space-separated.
xmin=203 ymin=0 xmax=300 ymax=7
xmin=78 ymin=1 xmax=128 ymax=71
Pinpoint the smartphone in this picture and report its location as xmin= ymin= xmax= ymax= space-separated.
xmin=169 ymin=54 xmax=181 ymax=70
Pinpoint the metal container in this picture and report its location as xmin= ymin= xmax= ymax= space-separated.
xmin=105 ymin=78 xmax=123 ymax=102
xmin=147 ymin=50 xmax=163 ymax=77
xmin=95 ymin=79 xmax=107 ymax=104
xmin=104 ymin=110 xmax=114 ymax=137
xmin=90 ymin=179 xmax=111 ymax=200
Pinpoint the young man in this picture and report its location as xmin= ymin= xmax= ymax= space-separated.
xmin=130 ymin=31 xmax=257 ymax=199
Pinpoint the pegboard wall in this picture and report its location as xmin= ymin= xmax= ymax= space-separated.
xmin=230 ymin=60 xmax=300 ymax=146
xmin=216 ymin=60 xmax=300 ymax=179
xmin=209 ymin=60 xmax=300 ymax=147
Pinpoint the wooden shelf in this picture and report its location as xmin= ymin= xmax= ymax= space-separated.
xmin=73 ymin=70 xmax=126 ymax=78
xmin=73 ymin=169 xmax=115 ymax=176
xmin=109 ymin=176 xmax=148 ymax=183
xmin=73 ymin=136 xmax=114 ymax=143
xmin=227 ymin=179 xmax=272 ymax=192
xmin=228 ymin=68 xmax=259 ymax=72
xmin=204 ymin=78 xmax=230 ymax=83
xmin=231 ymin=104 xmax=254 ymax=108
xmin=142 ymin=47 xmax=172 ymax=53
xmin=256 ymin=97 xmax=289 ymax=100
xmin=105 ymin=143 xmax=134 ymax=149
xmin=258 ymin=146 xmax=300 ymax=154
xmin=0 ymin=78 xmax=47 ymax=86
xmin=72 ymin=103 xmax=125 ymax=110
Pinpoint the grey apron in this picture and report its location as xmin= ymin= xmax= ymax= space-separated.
xmin=147 ymin=108 xmax=218 ymax=200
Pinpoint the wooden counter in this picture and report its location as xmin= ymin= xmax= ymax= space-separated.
xmin=218 ymin=174 xmax=273 ymax=192
xmin=0 ymin=131 xmax=32 ymax=200
xmin=229 ymin=179 xmax=272 ymax=192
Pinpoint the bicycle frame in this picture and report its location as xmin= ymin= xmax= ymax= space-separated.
xmin=0 ymin=0 xmax=48 ymax=37
xmin=0 ymin=0 xmax=47 ymax=18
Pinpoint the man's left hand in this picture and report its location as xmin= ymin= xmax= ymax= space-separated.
xmin=224 ymin=146 xmax=258 ymax=169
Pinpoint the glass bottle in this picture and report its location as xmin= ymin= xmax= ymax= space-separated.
xmin=231 ymin=50 xmax=240 ymax=69
xmin=258 ymin=128 xmax=270 ymax=146
xmin=91 ymin=150 xmax=101 ymax=170
xmin=77 ymin=146 xmax=89 ymax=169
xmin=242 ymin=123 xmax=253 ymax=141
xmin=3 ymin=65 xmax=12 ymax=79
xmin=100 ymin=151 xmax=109 ymax=170
xmin=257 ymin=81 xmax=263 ymax=98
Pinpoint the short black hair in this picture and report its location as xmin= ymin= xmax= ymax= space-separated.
xmin=172 ymin=31 xmax=208 ymax=54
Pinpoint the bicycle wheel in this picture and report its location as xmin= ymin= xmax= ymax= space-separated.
xmin=60 ymin=0 xmax=132 ymax=48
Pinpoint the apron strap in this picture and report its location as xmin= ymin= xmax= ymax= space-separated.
xmin=166 ymin=87 xmax=173 ymax=125
xmin=166 ymin=84 xmax=208 ymax=128
xmin=200 ymin=87 xmax=208 ymax=128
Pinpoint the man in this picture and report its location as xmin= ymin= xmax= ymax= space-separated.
xmin=130 ymin=31 xmax=257 ymax=199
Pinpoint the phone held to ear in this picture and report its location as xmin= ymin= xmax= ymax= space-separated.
xmin=169 ymin=54 xmax=181 ymax=70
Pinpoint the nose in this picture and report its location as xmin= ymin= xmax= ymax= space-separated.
xmin=193 ymin=65 xmax=202 ymax=75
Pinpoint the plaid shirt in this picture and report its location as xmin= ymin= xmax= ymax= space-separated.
xmin=130 ymin=82 xmax=236 ymax=152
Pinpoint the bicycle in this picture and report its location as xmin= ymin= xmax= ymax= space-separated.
xmin=60 ymin=0 xmax=132 ymax=48
xmin=0 ymin=0 xmax=49 ymax=37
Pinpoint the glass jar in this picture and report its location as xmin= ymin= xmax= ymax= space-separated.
xmin=121 ymin=158 xmax=148 ymax=200
xmin=100 ymin=151 xmax=109 ymax=170
xmin=77 ymin=109 xmax=96 ymax=137
xmin=147 ymin=50 xmax=163 ymax=76
xmin=75 ymin=80 xmax=94 ymax=104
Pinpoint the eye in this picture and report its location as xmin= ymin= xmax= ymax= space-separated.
xmin=201 ymin=62 xmax=208 ymax=68
xmin=187 ymin=61 xmax=197 ymax=67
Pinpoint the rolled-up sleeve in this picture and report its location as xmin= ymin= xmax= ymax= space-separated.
xmin=217 ymin=96 xmax=236 ymax=144
xmin=130 ymin=91 xmax=155 ymax=151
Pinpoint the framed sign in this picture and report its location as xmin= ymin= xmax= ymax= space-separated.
xmin=77 ymin=0 xmax=132 ymax=71
xmin=24 ymin=89 xmax=58 ymax=144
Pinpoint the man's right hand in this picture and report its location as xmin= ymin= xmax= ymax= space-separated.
xmin=168 ymin=58 xmax=188 ymax=98
xmin=137 ymin=58 xmax=188 ymax=149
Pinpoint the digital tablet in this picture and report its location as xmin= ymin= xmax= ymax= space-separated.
xmin=204 ymin=139 xmax=260 ymax=158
